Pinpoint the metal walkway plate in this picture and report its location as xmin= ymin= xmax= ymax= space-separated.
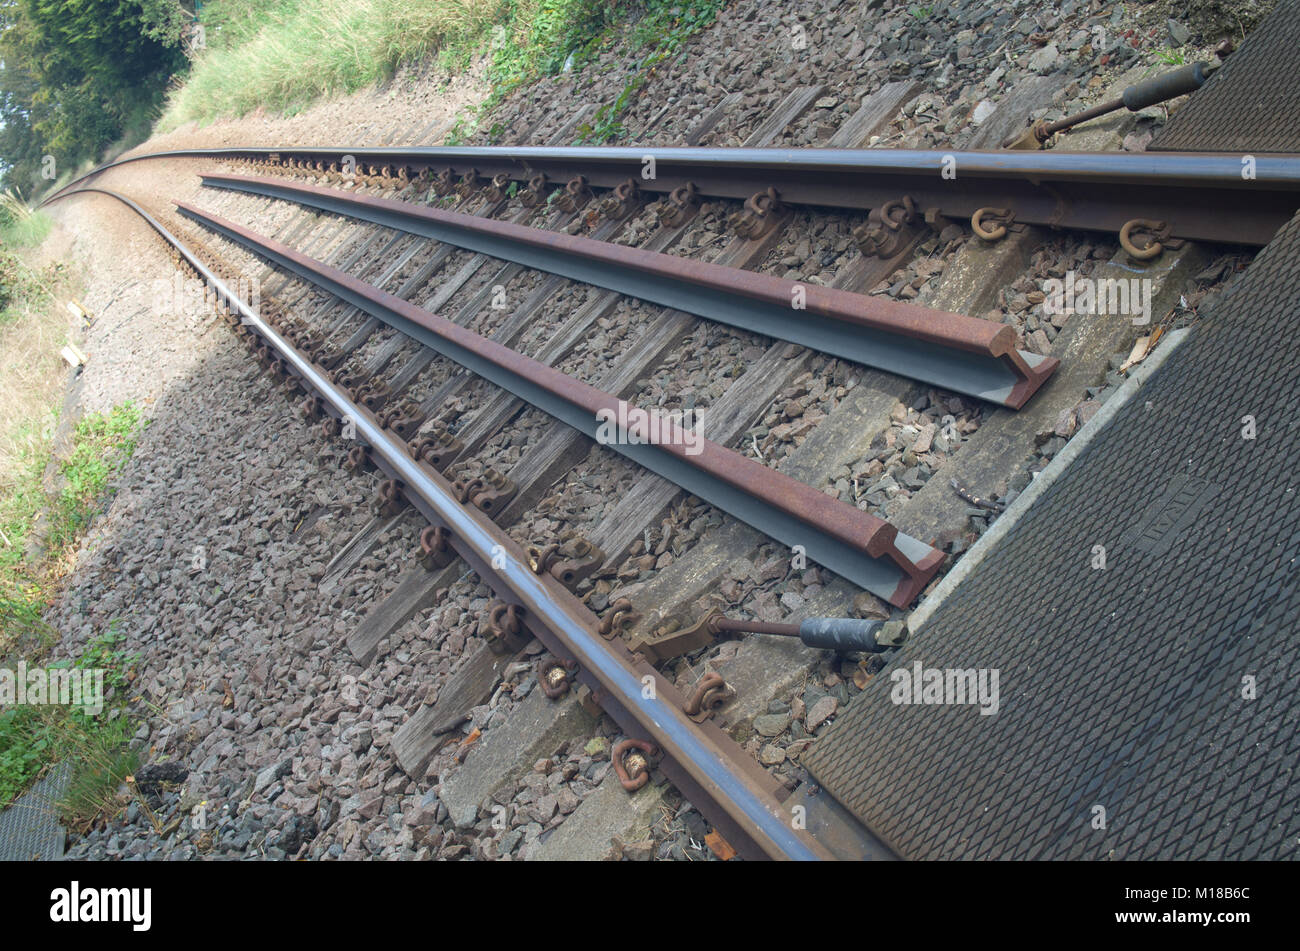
xmin=1151 ymin=0 xmax=1300 ymax=153
xmin=803 ymin=210 xmax=1300 ymax=860
xmin=0 ymin=762 xmax=69 ymax=860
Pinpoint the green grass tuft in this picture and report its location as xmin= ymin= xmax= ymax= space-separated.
xmin=0 ymin=190 xmax=54 ymax=254
xmin=47 ymin=404 xmax=146 ymax=551
xmin=0 ymin=403 xmax=146 ymax=822
xmin=0 ymin=624 xmax=140 ymax=825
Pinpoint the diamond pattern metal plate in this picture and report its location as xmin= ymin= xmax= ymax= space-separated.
xmin=1151 ymin=0 xmax=1300 ymax=153
xmin=0 ymin=762 xmax=69 ymax=861
xmin=802 ymin=210 xmax=1300 ymax=860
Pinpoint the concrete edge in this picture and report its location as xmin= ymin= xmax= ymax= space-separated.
xmin=908 ymin=327 xmax=1191 ymax=635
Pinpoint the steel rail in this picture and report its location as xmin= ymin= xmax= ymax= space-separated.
xmin=41 ymin=144 xmax=1300 ymax=245
xmin=50 ymin=185 xmax=847 ymax=861
xmin=174 ymin=199 xmax=944 ymax=607
xmin=197 ymin=172 xmax=1059 ymax=408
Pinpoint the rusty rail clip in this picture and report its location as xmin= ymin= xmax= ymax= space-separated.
xmin=344 ymin=445 xmax=371 ymax=472
xmin=538 ymin=657 xmax=578 ymax=699
xmin=305 ymin=337 xmax=332 ymax=364
xmin=519 ymin=173 xmax=548 ymax=207
xmin=657 ymin=182 xmax=700 ymax=227
xmin=451 ymin=476 xmax=483 ymax=504
xmin=599 ymin=178 xmax=641 ymax=220
xmin=728 ymin=186 xmax=784 ymax=240
xmin=299 ymin=396 xmax=324 ymax=421
xmin=597 ymin=598 xmax=640 ymax=641
xmin=455 ymin=169 xmax=481 ymax=199
xmin=612 ymin=739 xmax=658 ymax=793
xmin=410 ymin=429 xmax=463 ymax=472
xmin=554 ymin=175 xmax=592 ymax=213
xmin=358 ymin=380 xmax=392 ymax=412
xmin=485 ymin=602 xmax=527 ymax=654
xmin=528 ymin=543 xmax=561 ymax=574
xmin=1119 ymin=218 xmax=1181 ymax=261
xmin=683 ymin=671 xmax=732 ymax=723
xmin=379 ymin=401 xmax=427 ymax=440
xmin=971 ymin=206 xmax=1018 ymax=242
xmin=469 ymin=469 xmax=517 ymax=516
xmin=418 ymin=525 xmax=455 ymax=570
xmin=485 ymin=172 xmax=512 ymax=203
xmin=432 ymin=168 xmax=456 ymax=197
xmin=853 ymin=195 xmax=923 ymax=258
xmin=333 ymin=365 xmax=365 ymax=390
xmin=547 ymin=537 xmax=606 ymax=589
xmin=375 ymin=478 xmax=405 ymax=516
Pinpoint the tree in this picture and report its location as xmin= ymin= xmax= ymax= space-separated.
xmin=0 ymin=0 xmax=190 ymax=193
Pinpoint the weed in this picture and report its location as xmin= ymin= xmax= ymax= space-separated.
xmin=0 ymin=191 xmax=53 ymax=250
xmin=0 ymin=405 xmax=145 ymax=820
xmin=572 ymin=0 xmax=725 ymax=144
xmin=47 ymin=404 xmax=146 ymax=551
xmin=1 ymin=625 xmax=140 ymax=822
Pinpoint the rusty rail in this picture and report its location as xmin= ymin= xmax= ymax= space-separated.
xmin=174 ymin=199 xmax=944 ymax=607
xmin=50 ymin=185 xmax=859 ymax=861
xmin=198 ymin=172 xmax=1059 ymax=408
xmin=41 ymin=145 xmax=1300 ymax=246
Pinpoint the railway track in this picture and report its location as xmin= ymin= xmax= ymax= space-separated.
xmin=45 ymin=77 xmax=1274 ymax=860
xmin=42 ymin=144 xmax=1300 ymax=247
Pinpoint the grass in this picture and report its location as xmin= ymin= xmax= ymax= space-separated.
xmin=0 ymin=625 xmax=140 ymax=829
xmin=0 ymin=213 xmax=52 ymax=250
xmin=47 ymin=404 xmax=145 ymax=551
xmin=0 ymin=190 xmax=54 ymax=254
xmin=0 ymin=425 xmax=53 ymax=651
xmin=2 ymin=402 xmax=146 ymax=657
xmin=0 ymin=181 xmax=149 ymax=831
xmin=0 ymin=403 xmax=146 ymax=826
xmin=159 ymin=0 xmax=505 ymax=128
xmin=159 ymin=0 xmax=726 ymax=144
xmin=0 ymin=206 xmax=64 ymax=489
